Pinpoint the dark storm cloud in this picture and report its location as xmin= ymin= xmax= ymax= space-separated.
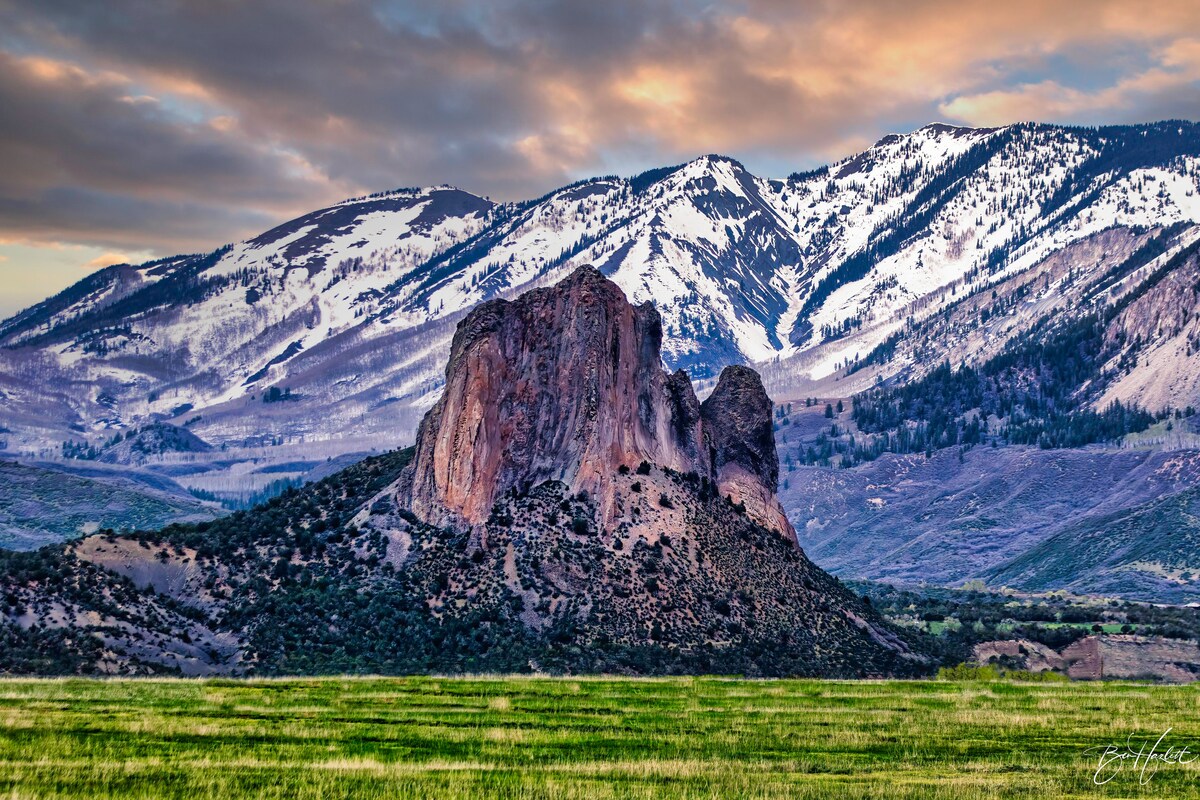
xmin=1 ymin=0 xmax=1199 ymax=262
xmin=0 ymin=185 xmax=282 ymax=253
xmin=0 ymin=46 xmax=341 ymax=250
xmin=0 ymin=0 xmax=587 ymax=195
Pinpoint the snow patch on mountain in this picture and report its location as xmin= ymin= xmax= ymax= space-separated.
xmin=4 ymin=121 xmax=1200 ymax=484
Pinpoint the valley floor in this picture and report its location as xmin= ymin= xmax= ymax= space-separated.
xmin=0 ymin=676 xmax=1197 ymax=798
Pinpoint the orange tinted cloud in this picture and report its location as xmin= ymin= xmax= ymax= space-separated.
xmin=561 ymin=1 xmax=1200 ymax=159
xmin=941 ymin=35 xmax=1200 ymax=126
xmin=0 ymin=0 xmax=1198 ymax=264
xmin=83 ymin=251 xmax=133 ymax=269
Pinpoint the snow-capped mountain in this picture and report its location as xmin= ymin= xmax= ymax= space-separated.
xmin=3 ymin=121 xmax=1200 ymax=484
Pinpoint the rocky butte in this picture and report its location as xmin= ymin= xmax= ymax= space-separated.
xmin=399 ymin=265 xmax=794 ymax=537
xmin=0 ymin=266 xmax=922 ymax=677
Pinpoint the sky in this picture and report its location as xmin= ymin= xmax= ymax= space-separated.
xmin=2 ymin=0 xmax=1200 ymax=317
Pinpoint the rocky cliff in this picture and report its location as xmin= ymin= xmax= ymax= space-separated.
xmin=699 ymin=364 xmax=792 ymax=536
xmin=0 ymin=267 xmax=922 ymax=677
xmin=399 ymin=265 xmax=793 ymax=537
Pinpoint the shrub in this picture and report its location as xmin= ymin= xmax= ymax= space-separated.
xmin=938 ymin=664 xmax=1068 ymax=682
xmin=937 ymin=664 xmax=999 ymax=681
xmin=1005 ymin=669 xmax=1069 ymax=683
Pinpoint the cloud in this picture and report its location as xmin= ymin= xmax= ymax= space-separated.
xmin=0 ymin=48 xmax=350 ymax=252
xmin=83 ymin=251 xmax=135 ymax=269
xmin=940 ymin=36 xmax=1200 ymax=126
xmin=0 ymin=241 xmax=152 ymax=317
xmin=0 ymin=0 xmax=1197 ymax=269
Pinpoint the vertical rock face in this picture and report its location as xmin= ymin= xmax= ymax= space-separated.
xmin=400 ymin=265 xmax=794 ymax=538
xmin=700 ymin=366 xmax=794 ymax=537
xmin=403 ymin=266 xmax=707 ymax=529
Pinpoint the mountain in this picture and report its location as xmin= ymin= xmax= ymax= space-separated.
xmin=398 ymin=265 xmax=792 ymax=536
xmin=0 ymin=269 xmax=920 ymax=677
xmin=4 ymin=123 xmax=1200 ymax=466
xmin=4 ymin=120 xmax=1200 ymax=601
xmin=0 ymin=185 xmax=497 ymax=462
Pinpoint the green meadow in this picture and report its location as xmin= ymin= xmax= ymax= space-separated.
xmin=0 ymin=676 xmax=1197 ymax=799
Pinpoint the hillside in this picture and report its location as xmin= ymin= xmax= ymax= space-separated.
xmin=778 ymin=440 xmax=1200 ymax=603
xmin=987 ymin=481 xmax=1200 ymax=600
xmin=0 ymin=461 xmax=218 ymax=551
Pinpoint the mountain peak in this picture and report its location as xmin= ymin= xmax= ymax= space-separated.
xmin=679 ymin=153 xmax=750 ymax=178
xmin=334 ymin=183 xmax=476 ymax=207
xmin=694 ymin=153 xmax=746 ymax=167
xmin=918 ymin=121 xmax=987 ymax=136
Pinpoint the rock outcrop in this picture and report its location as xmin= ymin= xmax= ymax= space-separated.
xmin=0 ymin=270 xmax=924 ymax=677
xmin=399 ymin=265 xmax=793 ymax=538
xmin=972 ymin=635 xmax=1200 ymax=683
xmin=699 ymin=365 xmax=793 ymax=536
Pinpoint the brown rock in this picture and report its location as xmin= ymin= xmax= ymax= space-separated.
xmin=700 ymin=365 xmax=795 ymax=538
xmin=972 ymin=638 xmax=1066 ymax=672
xmin=1061 ymin=635 xmax=1200 ymax=682
xmin=399 ymin=265 xmax=794 ymax=538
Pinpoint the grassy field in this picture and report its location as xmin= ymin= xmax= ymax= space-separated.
xmin=1 ymin=676 xmax=1198 ymax=799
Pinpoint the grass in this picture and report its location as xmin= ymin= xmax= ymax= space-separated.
xmin=1038 ymin=622 xmax=1139 ymax=634
xmin=913 ymin=618 xmax=1143 ymax=637
xmin=921 ymin=620 xmax=962 ymax=635
xmin=0 ymin=676 xmax=1197 ymax=798
xmin=991 ymin=622 xmax=1139 ymax=634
